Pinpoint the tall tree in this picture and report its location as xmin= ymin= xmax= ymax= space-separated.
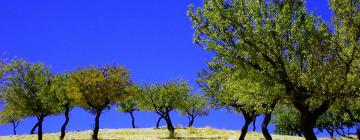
xmin=138 ymin=80 xmax=191 ymax=138
xmin=68 ymin=65 xmax=132 ymax=140
xmin=179 ymin=93 xmax=210 ymax=127
xmin=188 ymin=0 xmax=360 ymax=139
xmin=1 ymin=59 xmax=63 ymax=140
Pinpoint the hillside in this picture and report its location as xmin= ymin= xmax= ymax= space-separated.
xmin=0 ymin=127 xmax=352 ymax=140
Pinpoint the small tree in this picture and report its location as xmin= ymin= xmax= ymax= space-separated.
xmin=117 ymin=85 xmax=140 ymax=128
xmin=139 ymin=80 xmax=191 ymax=138
xmin=2 ymin=59 xmax=62 ymax=140
xmin=273 ymin=106 xmax=303 ymax=137
xmin=0 ymin=106 xmax=23 ymax=135
xmin=179 ymin=93 xmax=210 ymax=127
xmin=52 ymin=74 xmax=75 ymax=140
xmin=68 ymin=65 xmax=132 ymax=140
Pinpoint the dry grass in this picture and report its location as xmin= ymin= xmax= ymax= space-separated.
xmin=0 ymin=127 xmax=355 ymax=140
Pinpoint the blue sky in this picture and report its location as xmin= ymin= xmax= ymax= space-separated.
xmin=0 ymin=0 xmax=333 ymax=137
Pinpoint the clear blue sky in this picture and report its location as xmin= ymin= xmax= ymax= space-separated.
xmin=0 ymin=0 xmax=332 ymax=137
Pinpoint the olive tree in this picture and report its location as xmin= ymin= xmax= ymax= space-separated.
xmin=52 ymin=74 xmax=75 ymax=140
xmin=273 ymin=106 xmax=302 ymax=137
xmin=67 ymin=65 xmax=132 ymax=140
xmin=198 ymin=63 xmax=283 ymax=140
xmin=138 ymin=80 xmax=191 ymax=138
xmin=179 ymin=93 xmax=210 ymax=127
xmin=188 ymin=0 xmax=360 ymax=139
xmin=117 ymin=85 xmax=140 ymax=128
xmin=0 ymin=106 xmax=23 ymax=135
xmin=1 ymin=59 xmax=63 ymax=140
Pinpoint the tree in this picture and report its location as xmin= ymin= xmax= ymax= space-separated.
xmin=0 ymin=106 xmax=23 ymax=135
xmin=138 ymin=80 xmax=191 ymax=138
xmin=188 ymin=0 xmax=360 ymax=139
xmin=273 ymin=106 xmax=303 ymax=137
xmin=52 ymin=74 xmax=75 ymax=140
xmin=1 ymin=59 xmax=63 ymax=140
xmin=179 ymin=93 xmax=210 ymax=127
xmin=117 ymin=85 xmax=140 ymax=128
xmin=67 ymin=65 xmax=132 ymax=140
xmin=332 ymin=96 xmax=360 ymax=139
xmin=198 ymin=68 xmax=258 ymax=140
xmin=197 ymin=63 xmax=282 ymax=140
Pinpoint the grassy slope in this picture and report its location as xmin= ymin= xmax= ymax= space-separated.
xmin=0 ymin=127 xmax=354 ymax=140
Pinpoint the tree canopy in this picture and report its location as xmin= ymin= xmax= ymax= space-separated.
xmin=1 ymin=59 xmax=63 ymax=140
xmin=138 ymin=80 xmax=191 ymax=138
xmin=188 ymin=0 xmax=360 ymax=139
xmin=179 ymin=93 xmax=210 ymax=127
xmin=67 ymin=65 xmax=132 ymax=140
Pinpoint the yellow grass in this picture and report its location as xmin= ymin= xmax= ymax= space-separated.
xmin=0 ymin=127 xmax=355 ymax=140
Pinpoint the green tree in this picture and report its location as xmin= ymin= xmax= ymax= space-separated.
xmin=334 ymin=96 xmax=360 ymax=139
xmin=188 ymin=0 xmax=360 ymax=139
xmin=179 ymin=93 xmax=210 ymax=127
xmin=67 ymin=65 xmax=132 ymax=140
xmin=117 ymin=85 xmax=140 ymax=128
xmin=198 ymin=68 xmax=258 ymax=140
xmin=2 ymin=59 xmax=62 ymax=140
xmin=273 ymin=106 xmax=302 ymax=137
xmin=52 ymin=74 xmax=75 ymax=140
xmin=0 ymin=106 xmax=24 ymax=135
xmin=138 ymin=80 xmax=191 ymax=138
xmin=198 ymin=63 xmax=282 ymax=140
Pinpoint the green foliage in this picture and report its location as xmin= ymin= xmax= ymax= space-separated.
xmin=179 ymin=93 xmax=210 ymax=118
xmin=138 ymin=80 xmax=191 ymax=138
xmin=138 ymin=80 xmax=191 ymax=114
xmin=2 ymin=59 xmax=63 ymax=118
xmin=198 ymin=63 xmax=282 ymax=115
xmin=67 ymin=65 xmax=132 ymax=114
xmin=117 ymin=85 xmax=141 ymax=113
xmin=0 ymin=105 xmax=23 ymax=126
xmin=51 ymin=74 xmax=75 ymax=113
xmin=189 ymin=0 xmax=360 ymax=138
xmin=273 ymin=106 xmax=302 ymax=136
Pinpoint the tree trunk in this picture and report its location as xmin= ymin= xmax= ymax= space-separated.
xmin=356 ymin=128 xmax=360 ymax=140
xmin=294 ymin=100 xmax=331 ymax=140
xmin=239 ymin=118 xmax=252 ymax=140
xmin=325 ymin=128 xmax=334 ymax=138
xmin=262 ymin=113 xmax=272 ymax=140
xmin=164 ymin=113 xmax=175 ymax=138
xmin=239 ymin=111 xmax=255 ymax=140
xmin=262 ymin=99 xmax=277 ymax=140
xmin=252 ymin=117 xmax=256 ymax=131
xmin=92 ymin=110 xmax=102 ymax=140
xmin=129 ymin=111 xmax=135 ymax=128
xmin=297 ymin=131 xmax=303 ymax=137
xmin=299 ymin=112 xmax=317 ymax=140
xmin=12 ymin=121 xmax=18 ymax=135
xmin=31 ymin=121 xmax=39 ymax=134
xmin=329 ymin=131 xmax=334 ymax=139
xmin=60 ymin=104 xmax=70 ymax=140
xmin=156 ymin=116 xmax=163 ymax=129
xmin=188 ymin=115 xmax=195 ymax=127
xmin=37 ymin=116 xmax=45 ymax=140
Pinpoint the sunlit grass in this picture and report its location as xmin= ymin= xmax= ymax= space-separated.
xmin=0 ymin=127 xmax=355 ymax=140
